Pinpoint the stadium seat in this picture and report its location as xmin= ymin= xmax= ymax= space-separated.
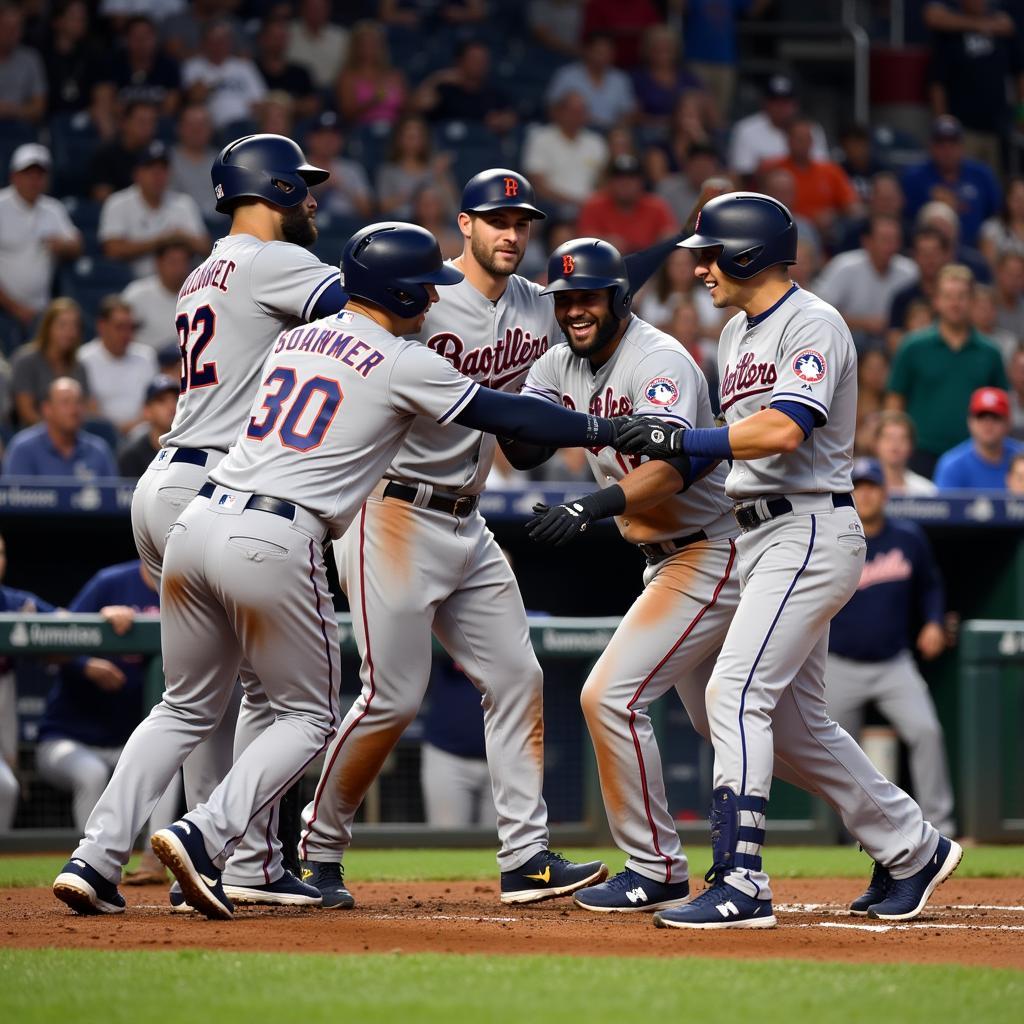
xmin=60 ymin=197 xmax=103 ymax=256
xmin=47 ymin=112 xmax=100 ymax=197
xmin=57 ymin=257 xmax=135 ymax=332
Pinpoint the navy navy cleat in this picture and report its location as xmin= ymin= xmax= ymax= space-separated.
xmin=653 ymin=877 xmax=776 ymax=930
xmin=224 ymin=870 xmax=323 ymax=906
xmin=299 ymin=860 xmax=355 ymax=909
xmin=53 ymin=858 xmax=126 ymax=916
xmin=168 ymin=881 xmax=192 ymax=913
xmin=867 ymin=836 xmax=963 ymax=921
xmin=150 ymin=818 xmax=234 ymax=920
xmin=849 ymin=861 xmax=891 ymax=916
xmin=500 ymin=850 xmax=608 ymax=905
xmin=574 ymin=867 xmax=689 ymax=913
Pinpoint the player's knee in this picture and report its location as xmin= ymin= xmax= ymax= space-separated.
xmin=75 ymin=759 xmax=112 ymax=801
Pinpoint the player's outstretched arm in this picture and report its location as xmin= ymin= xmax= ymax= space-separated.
xmin=498 ymin=436 xmax=555 ymax=471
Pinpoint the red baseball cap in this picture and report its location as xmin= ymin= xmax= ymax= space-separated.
xmin=969 ymin=387 xmax=1010 ymax=418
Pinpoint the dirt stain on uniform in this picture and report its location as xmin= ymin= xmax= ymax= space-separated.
xmin=373 ymin=498 xmax=418 ymax=584
xmin=580 ymin=660 xmax=625 ymax=819
xmin=235 ymin=606 xmax=269 ymax=650
xmin=334 ymin=721 xmax=408 ymax=807
xmin=162 ymin=574 xmax=189 ymax=609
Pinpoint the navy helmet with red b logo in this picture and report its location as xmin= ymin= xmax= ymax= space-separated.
xmin=460 ymin=168 xmax=546 ymax=220
xmin=542 ymin=237 xmax=632 ymax=320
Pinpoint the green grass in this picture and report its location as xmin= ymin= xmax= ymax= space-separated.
xmin=4 ymin=845 xmax=1023 ymax=889
xmin=2 ymin=949 xmax=1021 ymax=1024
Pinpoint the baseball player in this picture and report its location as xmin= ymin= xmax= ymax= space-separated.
xmin=52 ymin=222 xmax=628 ymax=919
xmin=617 ymin=192 xmax=962 ymax=928
xmin=129 ymin=134 xmax=349 ymax=908
xmin=297 ymin=170 xmax=611 ymax=908
xmin=826 ymin=458 xmax=955 ymax=836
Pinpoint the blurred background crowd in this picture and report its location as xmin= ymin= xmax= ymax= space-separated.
xmin=1 ymin=0 xmax=1024 ymax=494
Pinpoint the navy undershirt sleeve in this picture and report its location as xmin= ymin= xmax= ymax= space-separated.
xmin=454 ymin=387 xmax=612 ymax=447
xmin=310 ymin=281 xmax=349 ymax=320
xmin=770 ymin=400 xmax=816 ymax=439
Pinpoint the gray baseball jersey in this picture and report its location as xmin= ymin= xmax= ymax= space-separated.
xmin=717 ymin=285 xmax=857 ymax=499
xmin=210 ymin=309 xmax=480 ymax=533
xmin=385 ymin=271 xmax=558 ymax=493
xmin=522 ymin=315 xmax=733 ymax=542
xmin=163 ymin=233 xmax=340 ymax=451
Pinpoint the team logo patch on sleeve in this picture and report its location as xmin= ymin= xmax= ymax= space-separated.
xmin=792 ymin=350 xmax=826 ymax=383
xmin=645 ymin=376 xmax=680 ymax=407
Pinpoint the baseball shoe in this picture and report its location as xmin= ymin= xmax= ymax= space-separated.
xmin=150 ymin=819 xmax=234 ymax=921
xmin=299 ymin=860 xmax=355 ymax=909
xmin=500 ymin=850 xmax=608 ymax=905
xmin=849 ymin=861 xmax=891 ymax=916
xmin=653 ymin=879 xmax=776 ymax=930
xmin=573 ymin=867 xmax=690 ymax=913
xmin=168 ymin=881 xmax=192 ymax=913
xmin=53 ymin=858 xmax=126 ymax=916
xmin=224 ymin=870 xmax=323 ymax=907
xmin=867 ymin=836 xmax=963 ymax=921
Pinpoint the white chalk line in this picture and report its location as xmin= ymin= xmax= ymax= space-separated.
xmin=806 ymin=922 xmax=1024 ymax=933
xmin=776 ymin=902 xmax=1024 ymax=914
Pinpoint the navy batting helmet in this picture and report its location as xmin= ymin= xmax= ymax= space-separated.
xmin=211 ymin=134 xmax=328 ymax=214
xmin=461 ymin=168 xmax=546 ymax=220
xmin=678 ymin=192 xmax=797 ymax=280
xmin=541 ymin=238 xmax=632 ymax=319
xmin=341 ymin=222 xmax=463 ymax=318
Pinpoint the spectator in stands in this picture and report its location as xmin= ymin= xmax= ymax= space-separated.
xmin=648 ymin=141 xmax=721 ymax=226
xmin=973 ymin=284 xmax=1018 ymax=365
xmin=0 ymin=530 xmax=57 ymax=831
xmin=255 ymin=15 xmax=318 ymax=122
xmin=916 ymin=198 xmax=991 ymax=283
xmin=927 ymin=0 xmax=1020 ymax=173
xmin=528 ymin=0 xmax=585 ymax=57
xmin=121 ymin=240 xmax=190 ymax=354
xmin=0 ymin=2 xmax=46 ymax=124
xmin=979 ymin=176 xmax=1024 ymax=266
xmin=99 ymin=141 xmax=208 ymax=278
xmin=637 ymin=246 xmax=694 ymax=328
xmin=88 ymin=98 xmax=159 ymax=202
xmin=169 ymin=103 xmax=217 ymax=220
xmin=888 ymin=226 xmax=952 ymax=352
xmin=523 ymin=91 xmax=608 ymax=219
xmin=856 ymin=348 xmax=890 ymax=450
xmin=2 ymin=377 xmax=115 ymax=478
xmin=576 ymin=154 xmax=678 ymax=255
xmin=683 ymin=0 xmax=759 ymax=118
xmin=335 ymin=19 xmax=407 ymax=130
xmin=790 ymin=236 xmax=823 ymax=290
xmin=826 ymin=457 xmax=955 ymax=837
xmin=630 ymin=24 xmax=706 ymax=130
xmin=162 ymin=0 xmax=244 ymax=63
xmin=838 ymin=124 xmax=885 ymax=202
xmin=1009 ymin=346 xmax=1024 ymax=439
xmin=411 ymin=183 xmax=462 ymax=260
xmin=110 ymin=15 xmax=181 ymax=115
xmin=887 ymin=265 xmax=1009 ymax=475
xmin=380 ymin=0 xmax=487 ymax=29
xmin=118 ymin=373 xmax=178 ymax=479
xmin=760 ymin=118 xmax=861 ymax=237
xmin=837 ymin=171 xmax=907 ymax=254
xmin=376 ymin=115 xmax=456 ymax=221
xmin=40 ymin=0 xmax=100 ymax=116
xmin=581 ymin=0 xmax=661 ymax=68
xmin=761 ymin=164 xmax=821 ymax=254
xmin=1007 ymin=451 xmax=1024 ymax=492
xmin=9 ymin=299 xmax=91 ymax=427
xmin=182 ymin=20 xmax=266 ymax=132
xmin=78 ymin=295 xmax=156 ymax=436
xmin=303 ymin=111 xmax=374 ymax=221
xmin=0 ymin=145 xmax=83 ymax=338
xmin=992 ymin=251 xmax=1024 ymax=344
xmin=35 ymin=559 xmax=159 ymax=832
xmin=873 ymin=410 xmax=939 ymax=496
xmin=815 ymin=216 xmax=918 ymax=352
xmin=287 ymin=0 xmax=349 ymax=91
xmin=257 ymin=90 xmax=295 ymax=140
xmin=413 ymin=39 xmax=517 ymax=135
xmin=727 ymin=74 xmax=828 ymax=183
xmin=933 ymin=386 xmax=1024 ymax=489
xmin=660 ymin=92 xmax=719 ymax=170
xmin=901 ymin=115 xmax=1001 ymax=248
xmin=546 ymin=30 xmax=635 ymax=130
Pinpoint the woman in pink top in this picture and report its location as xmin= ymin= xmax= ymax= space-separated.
xmin=335 ymin=20 xmax=407 ymax=127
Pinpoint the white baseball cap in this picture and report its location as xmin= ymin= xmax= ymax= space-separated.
xmin=10 ymin=143 xmax=51 ymax=174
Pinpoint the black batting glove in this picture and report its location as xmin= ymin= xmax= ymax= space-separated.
xmin=526 ymin=485 xmax=627 ymax=547
xmin=614 ymin=415 xmax=683 ymax=459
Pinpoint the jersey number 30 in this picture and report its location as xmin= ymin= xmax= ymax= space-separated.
xmin=175 ymin=305 xmax=218 ymax=392
xmin=246 ymin=367 xmax=342 ymax=452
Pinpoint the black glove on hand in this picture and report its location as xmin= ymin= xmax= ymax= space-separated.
xmin=526 ymin=485 xmax=627 ymax=547
xmin=614 ymin=415 xmax=683 ymax=459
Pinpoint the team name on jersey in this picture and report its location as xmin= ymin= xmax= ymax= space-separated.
xmin=426 ymin=326 xmax=548 ymax=389
xmin=720 ymin=351 xmax=778 ymax=410
xmin=558 ymin=386 xmax=633 ymax=419
xmin=273 ymin=325 xmax=386 ymax=378
xmin=179 ymin=258 xmax=238 ymax=299
xmin=858 ymin=548 xmax=912 ymax=590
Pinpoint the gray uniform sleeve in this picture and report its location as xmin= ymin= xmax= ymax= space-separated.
xmin=769 ymin=317 xmax=849 ymax=424
xmin=250 ymin=243 xmax=340 ymax=322
xmin=629 ymin=349 xmax=700 ymax=428
xmin=388 ymin=343 xmax=481 ymax=424
xmin=520 ymin=347 xmax=563 ymax=404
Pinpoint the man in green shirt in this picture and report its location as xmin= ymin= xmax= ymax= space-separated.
xmin=886 ymin=264 xmax=1008 ymax=477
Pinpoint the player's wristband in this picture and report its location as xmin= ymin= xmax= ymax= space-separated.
xmin=580 ymin=483 xmax=626 ymax=520
xmin=680 ymin=426 xmax=733 ymax=459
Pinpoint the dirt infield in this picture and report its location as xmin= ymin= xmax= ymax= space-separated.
xmin=4 ymin=878 xmax=1023 ymax=969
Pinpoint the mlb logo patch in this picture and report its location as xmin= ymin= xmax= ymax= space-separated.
xmin=792 ymin=349 xmax=826 ymax=383
xmin=645 ymin=376 xmax=680 ymax=408
xmin=218 ymin=493 xmax=237 ymax=508
xmin=214 ymin=184 xmax=224 ymax=199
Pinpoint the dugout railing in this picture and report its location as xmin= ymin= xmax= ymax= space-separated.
xmin=0 ymin=612 xmax=840 ymax=852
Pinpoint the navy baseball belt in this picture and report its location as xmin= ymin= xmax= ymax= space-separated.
xmin=733 ymin=492 xmax=854 ymax=530
xmin=638 ymin=529 xmax=708 ymax=566
xmin=159 ymin=446 xmax=215 ymax=467
xmin=383 ymin=481 xmax=478 ymax=517
xmin=198 ymin=481 xmax=297 ymax=521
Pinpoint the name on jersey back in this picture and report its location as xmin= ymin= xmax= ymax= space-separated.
xmin=273 ymin=324 xmax=386 ymax=378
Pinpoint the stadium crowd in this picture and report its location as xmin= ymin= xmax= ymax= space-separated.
xmin=2 ymin=1 xmax=1024 ymax=491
